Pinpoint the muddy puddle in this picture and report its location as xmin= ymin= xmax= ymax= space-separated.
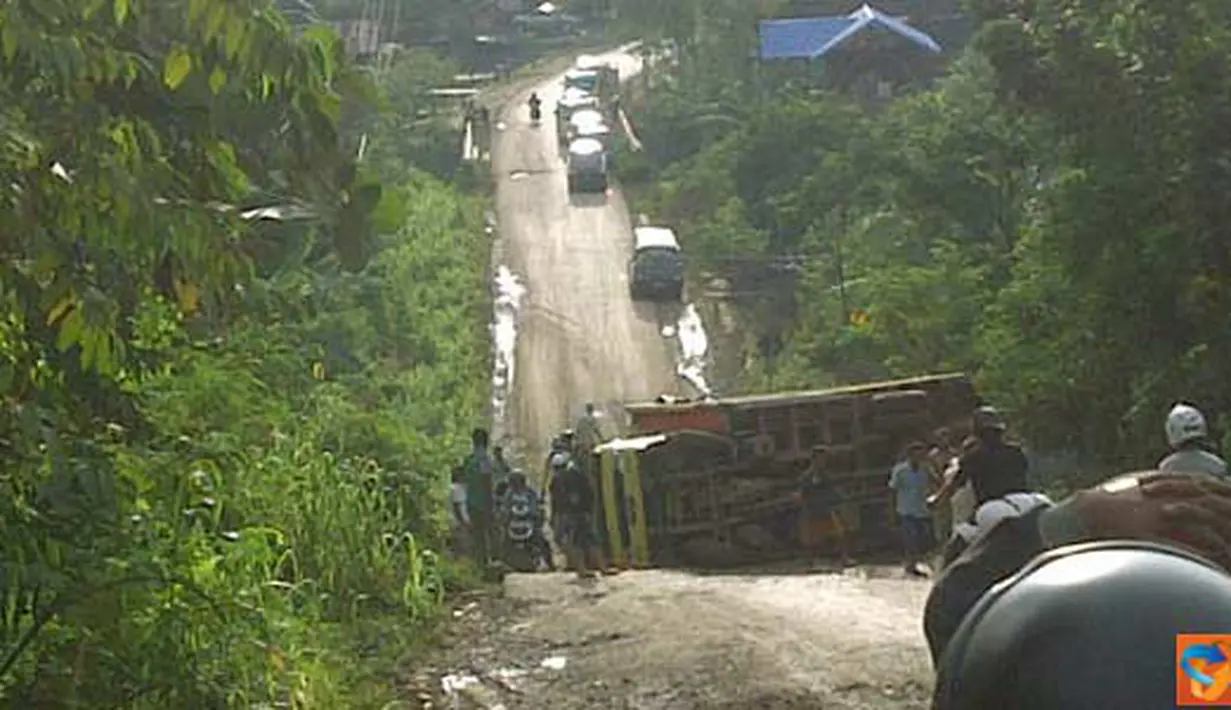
xmin=660 ymin=302 xmax=713 ymax=398
xmin=491 ymin=265 xmax=527 ymax=433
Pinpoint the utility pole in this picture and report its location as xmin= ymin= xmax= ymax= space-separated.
xmin=832 ymin=207 xmax=849 ymax=324
xmin=391 ymin=0 xmax=401 ymax=46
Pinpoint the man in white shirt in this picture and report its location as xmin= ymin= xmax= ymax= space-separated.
xmin=450 ymin=466 xmax=471 ymax=554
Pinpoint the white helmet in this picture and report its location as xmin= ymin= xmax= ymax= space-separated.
xmin=550 ymin=452 xmax=571 ymax=469
xmin=1165 ymin=403 xmax=1208 ymax=448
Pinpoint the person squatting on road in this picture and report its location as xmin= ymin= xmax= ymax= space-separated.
xmin=549 ymin=451 xmax=607 ymax=579
xmin=499 ymin=470 xmax=555 ymax=571
xmin=1160 ymin=402 xmax=1228 ymax=477
xmin=928 ymin=471 xmax=1231 ymax=709
xmin=461 ymin=427 xmax=496 ymax=567
xmin=796 ymin=445 xmax=853 ymax=567
xmin=891 ymin=441 xmax=936 ymax=577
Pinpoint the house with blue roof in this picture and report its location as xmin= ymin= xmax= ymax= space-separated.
xmin=757 ymin=4 xmax=946 ymax=99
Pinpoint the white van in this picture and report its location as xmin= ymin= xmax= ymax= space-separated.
xmin=629 ymin=227 xmax=684 ymax=301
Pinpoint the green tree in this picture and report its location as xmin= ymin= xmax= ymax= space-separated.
xmin=0 ymin=0 xmax=489 ymax=706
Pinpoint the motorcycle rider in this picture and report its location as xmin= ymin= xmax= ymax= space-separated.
xmin=1159 ymin=403 xmax=1227 ymax=476
xmin=501 ymin=470 xmax=554 ymax=571
xmin=933 ymin=539 xmax=1231 ymax=709
xmin=528 ymin=91 xmax=542 ymax=122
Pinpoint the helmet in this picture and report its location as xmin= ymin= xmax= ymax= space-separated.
xmin=934 ymin=540 xmax=1231 ymax=710
xmin=560 ymin=429 xmax=576 ymax=441
xmin=509 ymin=470 xmax=527 ymax=486
xmin=972 ymin=406 xmax=1006 ymax=433
xmin=1166 ymin=403 xmax=1208 ymax=448
xmin=550 ymin=452 xmax=570 ymax=469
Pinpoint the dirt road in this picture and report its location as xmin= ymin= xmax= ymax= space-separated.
xmin=422 ymin=564 xmax=935 ymax=709
xmin=490 ymin=45 xmax=683 ymax=470
xmin=421 ymin=47 xmax=938 ymax=710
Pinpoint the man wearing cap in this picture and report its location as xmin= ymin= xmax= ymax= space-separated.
xmin=928 ymin=405 xmax=1030 ymax=513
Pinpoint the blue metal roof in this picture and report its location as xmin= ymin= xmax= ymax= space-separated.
xmin=758 ymin=3 xmax=942 ymax=60
xmin=759 ymin=17 xmax=852 ymax=60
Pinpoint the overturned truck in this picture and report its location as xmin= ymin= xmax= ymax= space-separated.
xmin=589 ymin=373 xmax=978 ymax=568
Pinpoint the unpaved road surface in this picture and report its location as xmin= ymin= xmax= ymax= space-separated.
xmin=490 ymin=45 xmax=683 ymax=469
xmin=427 ymin=47 xmax=936 ymax=710
xmin=417 ymin=565 xmax=935 ymax=709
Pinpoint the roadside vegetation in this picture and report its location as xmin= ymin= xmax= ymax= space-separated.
xmin=613 ymin=0 xmax=1231 ymax=474
xmin=0 ymin=0 xmax=492 ymax=707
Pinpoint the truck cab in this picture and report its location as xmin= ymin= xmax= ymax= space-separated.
xmin=563 ymin=68 xmax=600 ymax=95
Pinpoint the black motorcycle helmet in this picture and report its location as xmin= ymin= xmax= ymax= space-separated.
xmin=934 ymin=539 xmax=1231 ymax=710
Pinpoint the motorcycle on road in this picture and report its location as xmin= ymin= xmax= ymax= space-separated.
xmin=528 ymin=94 xmax=543 ymax=126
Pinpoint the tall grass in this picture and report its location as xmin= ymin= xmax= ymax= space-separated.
xmin=0 ymin=173 xmax=490 ymax=708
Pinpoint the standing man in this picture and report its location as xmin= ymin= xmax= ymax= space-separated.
xmin=492 ymin=445 xmax=512 ymax=486
xmin=928 ymin=428 xmax=957 ymax=543
xmin=462 ymin=427 xmax=495 ymax=567
xmin=796 ymin=445 xmax=853 ymax=567
xmin=891 ymin=441 xmax=935 ymax=577
xmin=575 ymin=403 xmax=603 ymax=475
xmin=928 ymin=406 xmax=1030 ymax=513
xmin=549 ymin=452 xmax=606 ymax=579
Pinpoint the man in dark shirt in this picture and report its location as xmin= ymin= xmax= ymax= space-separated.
xmin=550 ymin=454 xmax=605 ymax=578
xmin=928 ymin=406 xmax=1029 ymax=512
